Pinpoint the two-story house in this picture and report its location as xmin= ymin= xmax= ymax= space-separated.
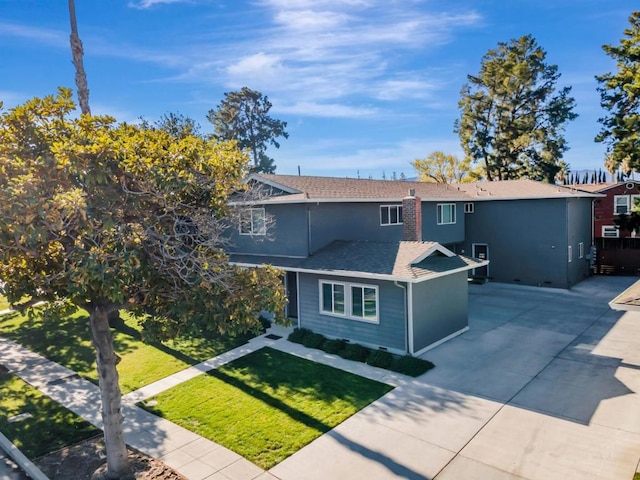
xmin=578 ymin=180 xmax=640 ymax=274
xmin=227 ymin=174 xmax=597 ymax=355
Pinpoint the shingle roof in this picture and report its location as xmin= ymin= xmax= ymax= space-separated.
xmin=255 ymin=174 xmax=469 ymax=200
xmin=253 ymin=174 xmax=600 ymax=202
xmin=454 ymin=179 xmax=601 ymax=199
xmin=230 ymin=240 xmax=485 ymax=282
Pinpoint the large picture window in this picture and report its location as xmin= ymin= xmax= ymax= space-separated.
xmin=319 ymin=280 xmax=379 ymax=323
xmin=380 ymin=205 xmax=403 ymax=226
xmin=437 ymin=203 xmax=456 ymax=225
xmin=239 ymin=208 xmax=266 ymax=235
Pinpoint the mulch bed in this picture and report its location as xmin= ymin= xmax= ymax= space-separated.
xmin=35 ymin=436 xmax=187 ymax=480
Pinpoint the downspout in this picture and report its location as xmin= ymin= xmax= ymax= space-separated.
xmin=394 ymin=281 xmax=409 ymax=354
xmin=307 ymin=205 xmax=312 ymax=256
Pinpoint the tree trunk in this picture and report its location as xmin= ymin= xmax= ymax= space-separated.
xmin=89 ymin=306 xmax=131 ymax=479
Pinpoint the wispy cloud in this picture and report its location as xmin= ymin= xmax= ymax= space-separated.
xmin=0 ymin=22 xmax=67 ymax=47
xmin=128 ymin=0 xmax=193 ymax=9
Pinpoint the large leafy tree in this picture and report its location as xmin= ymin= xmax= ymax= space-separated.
xmin=596 ymin=11 xmax=640 ymax=174
xmin=207 ymin=87 xmax=288 ymax=174
xmin=0 ymin=89 xmax=286 ymax=479
xmin=455 ymin=35 xmax=577 ymax=183
xmin=412 ymin=151 xmax=480 ymax=183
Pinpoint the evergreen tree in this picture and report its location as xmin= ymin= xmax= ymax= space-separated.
xmin=596 ymin=11 xmax=640 ymax=174
xmin=456 ymin=35 xmax=577 ymax=182
xmin=208 ymin=87 xmax=288 ymax=174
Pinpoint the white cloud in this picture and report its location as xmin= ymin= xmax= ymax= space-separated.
xmin=128 ymin=0 xmax=192 ymax=9
xmin=276 ymin=101 xmax=378 ymax=118
xmin=0 ymin=22 xmax=67 ymax=47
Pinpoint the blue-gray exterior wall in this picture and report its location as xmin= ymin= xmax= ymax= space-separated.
xmin=463 ymin=198 xmax=573 ymax=288
xmin=309 ymin=201 xmax=465 ymax=253
xmin=567 ymin=198 xmax=594 ymax=287
xmin=226 ymin=203 xmax=309 ymax=257
xmin=411 ymin=272 xmax=468 ymax=352
xmin=421 ymin=202 xmax=465 ymax=246
xmin=227 ymin=200 xmax=466 ymax=257
xmin=297 ymin=272 xmax=407 ymax=353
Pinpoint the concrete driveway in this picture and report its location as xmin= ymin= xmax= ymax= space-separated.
xmin=270 ymin=276 xmax=640 ymax=480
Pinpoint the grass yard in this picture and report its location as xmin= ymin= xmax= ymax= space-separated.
xmin=140 ymin=347 xmax=393 ymax=469
xmin=0 ymin=297 xmax=9 ymax=311
xmin=0 ymin=368 xmax=99 ymax=458
xmin=0 ymin=309 xmax=253 ymax=394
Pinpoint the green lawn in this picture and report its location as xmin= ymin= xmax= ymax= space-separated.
xmin=0 ymin=297 xmax=9 ymax=311
xmin=0 ymin=309 xmax=253 ymax=393
xmin=0 ymin=368 xmax=99 ymax=458
xmin=141 ymin=347 xmax=393 ymax=469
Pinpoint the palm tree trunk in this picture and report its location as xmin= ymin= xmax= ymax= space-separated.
xmin=68 ymin=0 xmax=91 ymax=115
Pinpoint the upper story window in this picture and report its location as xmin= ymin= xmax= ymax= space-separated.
xmin=380 ymin=205 xmax=403 ymax=226
xmin=239 ymin=208 xmax=266 ymax=235
xmin=464 ymin=202 xmax=474 ymax=214
xmin=437 ymin=203 xmax=456 ymax=225
xmin=614 ymin=195 xmax=630 ymax=214
xmin=319 ymin=280 xmax=379 ymax=323
xmin=602 ymin=225 xmax=619 ymax=238
xmin=614 ymin=195 xmax=640 ymax=215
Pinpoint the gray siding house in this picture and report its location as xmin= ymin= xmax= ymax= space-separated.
xmin=457 ymin=181 xmax=596 ymax=288
xmin=228 ymin=174 xmax=598 ymax=354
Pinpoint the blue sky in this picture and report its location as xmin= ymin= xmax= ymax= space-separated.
xmin=0 ymin=1 xmax=637 ymax=179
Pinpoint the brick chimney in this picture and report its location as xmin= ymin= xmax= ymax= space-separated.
xmin=402 ymin=189 xmax=422 ymax=242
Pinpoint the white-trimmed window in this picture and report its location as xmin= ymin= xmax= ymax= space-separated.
xmin=319 ymin=280 xmax=379 ymax=323
xmin=320 ymin=281 xmax=346 ymax=316
xmin=578 ymin=242 xmax=584 ymax=259
xmin=615 ymin=195 xmax=630 ymax=214
xmin=437 ymin=203 xmax=456 ymax=225
xmin=464 ymin=202 xmax=474 ymax=214
xmin=602 ymin=225 xmax=619 ymax=238
xmin=380 ymin=205 xmax=403 ymax=226
xmin=568 ymin=245 xmax=572 ymax=263
xmin=239 ymin=208 xmax=266 ymax=235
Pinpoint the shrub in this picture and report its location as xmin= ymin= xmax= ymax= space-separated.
xmin=389 ymin=356 xmax=434 ymax=377
xmin=302 ymin=332 xmax=325 ymax=349
xmin=288 ymin=328 xmax=312 ymax=344
xmin=366 ymin=350 xmax=393 ymax=369
xmin=339 ymin=343 xmax=370 ymax=362
xmin=258 ymin=314 xmax=272 ymax=333
xmin=322 ymin=338 xmax=347 ymax=355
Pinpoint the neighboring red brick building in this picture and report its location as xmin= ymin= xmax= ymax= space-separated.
xmin=579 ymin=181 xmax=640 ymax=239
xmin=579 ymin=180 xmax=640 ymax=275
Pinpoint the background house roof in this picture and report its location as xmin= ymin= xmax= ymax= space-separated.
xmin=230 ymin=240 xmax=485 ymax=282
xmin=575 ymin=181 xmax=640 ymax=193
xmin=252 ymin=174 xmax=601 ymax=203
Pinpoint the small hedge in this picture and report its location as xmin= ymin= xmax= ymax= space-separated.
xmin=287 ymin=328 xmax=434 ymax=377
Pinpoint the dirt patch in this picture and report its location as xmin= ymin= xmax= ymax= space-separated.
xmin=35 ymin=436 xmax=187 ymax=480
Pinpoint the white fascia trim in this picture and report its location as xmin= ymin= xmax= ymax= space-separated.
xmin=230 ymin=252 xmax=308 ymax=259
xmin=248 ymin=173 xmax=302 ymax=194
xmin=412 ymin=326 xmax=469 ymax=357
xmin=411 ymin=244 xmax=456 ymax=264
xmin=230 ymin=260 xmax=488 ymax=284
xmin=608 ymin=301 xmax=640 ymax=312
xmin=232 ymin=197 xmax=468 ymax=206
xmin=466 ymin=193 xmax=605 ymax=201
